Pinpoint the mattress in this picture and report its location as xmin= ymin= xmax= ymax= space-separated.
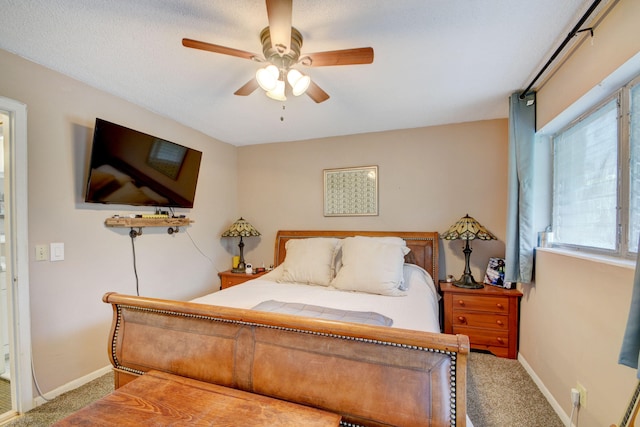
xmin=192 ymin=262 xmax=441 ymax=333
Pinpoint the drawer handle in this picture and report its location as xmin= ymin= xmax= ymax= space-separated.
xmin=497 ymin=337 xmax=504 ymax=343
xmin=496 ymin=320 xmax=504 ymax=326
xmin=457 ymin=300 xmax=465 ymax=306
xmin=457 ymin=316 xmax=467 ymax=324
xmin=496 ymin=303 xmax=504 ymax=309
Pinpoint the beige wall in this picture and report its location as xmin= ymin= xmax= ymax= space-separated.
xmin=524 ymin=252 xmax=634 ymax=426
xmin=0 ymin=48 xmax=238 ymax=393
xmin=237 ymin=120 xmax=509 ymax=284
xmin=525 ymin=0 xmax=640 ymax=425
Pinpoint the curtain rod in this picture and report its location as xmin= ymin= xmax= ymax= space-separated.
xmin=519 ymin=0 xmax=603 ymax=99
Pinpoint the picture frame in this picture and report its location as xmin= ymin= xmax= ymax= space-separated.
xmin=484 ymin=257 xmax=514 ymax=289
xmin=323 ymin=166 xmax=378 ymax=217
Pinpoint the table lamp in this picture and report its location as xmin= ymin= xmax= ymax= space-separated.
xmin=442 ymin=214 xmax=497 ymax=289
xmin=221 ymin=217 xmax=261 ymax=273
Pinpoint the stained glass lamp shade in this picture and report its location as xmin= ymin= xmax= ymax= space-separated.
xmin=442 ymin=214 xmax=497 ymax=289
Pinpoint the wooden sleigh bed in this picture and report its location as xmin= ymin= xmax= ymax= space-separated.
xmin=81 ymin=231 xmax=470 ymax=426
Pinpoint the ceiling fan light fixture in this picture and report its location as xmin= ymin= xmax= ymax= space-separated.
xmin=287 ymin=69 xmax=311 ymax=96
xmin=256 ymin=64 xmax=279 ymax=91
xmin=266 ymin=79 xmax=286 ymax=101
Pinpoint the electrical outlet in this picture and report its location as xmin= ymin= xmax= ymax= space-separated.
xmin=570 ymin=388 xmax=580 ymax=406
xmin=35 ymin=244 xmax=48 ymax=261
xmin=576 ymin=382 xmax=587 ymax=408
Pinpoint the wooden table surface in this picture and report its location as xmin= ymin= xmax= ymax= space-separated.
xmin=53 ymin=370 xmax=342 ymax=426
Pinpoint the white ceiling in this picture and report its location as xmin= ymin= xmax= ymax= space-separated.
xmin=0 ymin=0 xmax=594 ymax=146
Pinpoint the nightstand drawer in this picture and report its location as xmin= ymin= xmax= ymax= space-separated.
xmin=452 ymin=295 xmax=510 ymax=313
xmin=454 ymin=326 xmax=509 ymax=348
xmin=218 ymin=270 xmax=268 ymax=290
xmin=452 ymin=312 xmax=509 ymax=330
xmin=221 ymin=276 xmax=243 ymax=289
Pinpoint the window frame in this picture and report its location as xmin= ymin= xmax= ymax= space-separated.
xmin=550 ymin=74 xmax=640 ymax=259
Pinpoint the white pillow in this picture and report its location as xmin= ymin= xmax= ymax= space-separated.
xmin=333 ymin=236 xmax=410 ymax=275
xmin=279 ymin=238 xmax=340 ymax=286
xmin=331 ymin=236 xmax=408 ymax=296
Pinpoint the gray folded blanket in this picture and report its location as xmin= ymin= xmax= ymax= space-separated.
xmin=252 ymin=300 xmax=393 ymax=326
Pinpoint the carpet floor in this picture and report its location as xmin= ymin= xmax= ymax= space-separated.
xmin=467 ymin=352 xmax=564 ymax=427
xmin=0 ymin=379 xmax=10 ymax=415
xmin=2 ymin=372 xmax=113 ymax=427
xmin=2 ymin=351 xmax=564 ymax=426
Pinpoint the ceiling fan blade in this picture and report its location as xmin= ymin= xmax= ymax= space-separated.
xmin=266 ymin=0 xmax=292 ymax=54
xmin=234 ymin=78 xmax=259 ymax=96
xmin=306 ymin=81 xmax=330 ymax=103
xmin=182 ymin=38 xmax=258 ymax=61
xmin=304 ymin=47 xmax=374 ymax=67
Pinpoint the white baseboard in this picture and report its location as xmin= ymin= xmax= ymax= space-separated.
xmin=33 ymin=365 xmax=112 ymax=407
xmin=518 ymin=353 xmax=571 ymax=427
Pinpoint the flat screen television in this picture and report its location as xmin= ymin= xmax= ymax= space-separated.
xmin=84 ymin=118 xmax=202 ymax=208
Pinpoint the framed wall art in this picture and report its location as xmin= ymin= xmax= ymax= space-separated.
xmin=323 ymin=166 xmax=378 ymax=217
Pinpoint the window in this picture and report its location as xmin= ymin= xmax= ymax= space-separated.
xmin=552 ymin=75 xmax=640 ymax=257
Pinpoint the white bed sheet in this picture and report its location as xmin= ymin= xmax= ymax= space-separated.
xmin=192 ymin=262 xmax=441 ymax=333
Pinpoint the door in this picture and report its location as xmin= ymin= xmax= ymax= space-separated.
xmin=0 ymin=97 xmax=33 ymax=420
xmin=0 ymin=113 xmax=9 ymax=413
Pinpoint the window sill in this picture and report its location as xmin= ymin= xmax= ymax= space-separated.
xmin=535 ymin=247 xmax=635 ymax=270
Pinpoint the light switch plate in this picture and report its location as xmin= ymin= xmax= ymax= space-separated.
xmin=50 ymin=242 xmax=64 ymax=261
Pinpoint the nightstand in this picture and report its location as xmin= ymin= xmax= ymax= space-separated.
xmin=439 ymin=281 xmax=522 ymax=359
xmin=218 ymin=269 xmax=269 ymax=289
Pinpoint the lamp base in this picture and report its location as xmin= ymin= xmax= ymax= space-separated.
xmin=453 ymin=273 xmax=484 ymax=289
xmin=231 ymin=268 xmax=245 ymax=273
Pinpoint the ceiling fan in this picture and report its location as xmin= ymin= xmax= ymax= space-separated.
xmin=182 ymin=0 xmax=374 ymax=103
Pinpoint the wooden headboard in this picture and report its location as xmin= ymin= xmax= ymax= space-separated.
xmin=274 ymin=230 xmax=439 ymax=282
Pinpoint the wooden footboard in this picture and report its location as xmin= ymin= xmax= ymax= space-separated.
xmin=103 ymin=292 xmax=469 ymax=427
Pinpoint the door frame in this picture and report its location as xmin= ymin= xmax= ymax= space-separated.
xmin=0 ymin=96 xmax=33 ymax=415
